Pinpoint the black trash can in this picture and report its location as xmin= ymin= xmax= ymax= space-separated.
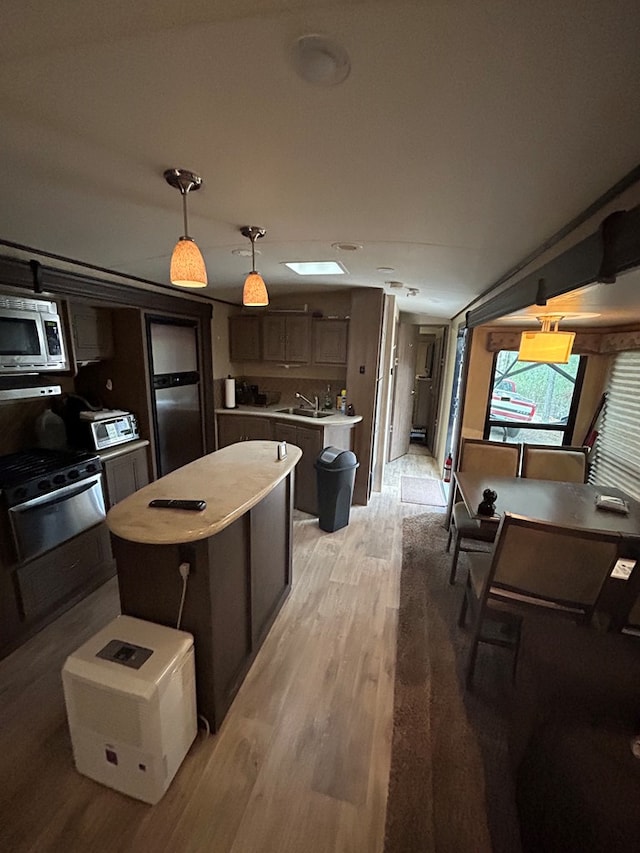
xmin=314 ymin=446 xmax=359 ymax=532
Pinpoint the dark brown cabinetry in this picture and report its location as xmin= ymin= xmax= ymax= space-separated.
xmin=262 ymin=315 xmax=310 ymax=363
xmin=15 ymin=523 xmax=114 ymax=621
xmin=229 ymin=312 xmax=348 ymax=365
xmin=217 ymin=415 xmax=274 ymax=447
xmin=273 ymin=420 xmax=353 ymax=514
xmin=229 ymin=315 xmax=261 ymax=361
xmin=313 ymin=318 xmax=349 ymax=365
xmin=277 ymin=423 xmax=322 ymax=514
xmin=250 ymin=481 xmax=290 ymax=646
xmin=1 ymin=522 xmax=115 ymax=659
xmin=102 ymin=446 xmax=150 ymax=509
xmin=70 ymin=303 xmax=114 ymax=361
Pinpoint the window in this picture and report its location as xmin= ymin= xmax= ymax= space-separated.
xmin=589 ymin=351 xmax=640 ymax=500
xmin=484 ymin=351 xmax=586 ymax=444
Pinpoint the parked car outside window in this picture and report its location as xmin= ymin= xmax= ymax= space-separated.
xmin=485 ymin=351 xmax=585 ymax=444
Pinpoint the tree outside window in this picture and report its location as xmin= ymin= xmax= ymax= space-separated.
xmin=485 ymin=351 xmax=585 ymax=444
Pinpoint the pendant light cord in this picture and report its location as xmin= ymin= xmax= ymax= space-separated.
xmin=181 ymin=189 xmax=190 ymax=239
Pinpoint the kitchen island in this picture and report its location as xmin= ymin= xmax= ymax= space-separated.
xmin=106 ymin=440 xmax=301 ymax=731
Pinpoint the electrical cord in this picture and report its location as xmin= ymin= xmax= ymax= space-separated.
xmin=176 ymin=562 xmax=190 ymax=630
xmin=198 ymin=714 xmax=211 ymax=737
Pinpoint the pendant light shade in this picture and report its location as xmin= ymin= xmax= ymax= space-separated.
xmin=240 ymin=226 xmax=269 ymax=307
xmin=243 ymin=271 xmax=269 ymax=306
xmin=518 ymin=315 xmax=575 ymax=364
xmin=164 ymin=168 xmax=208 ymax=288
xmin=170 ymin=237 xmax=207 ymax=288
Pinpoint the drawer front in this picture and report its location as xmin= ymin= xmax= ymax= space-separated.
xmin=15 ymin=523 xmax=114 ymax=620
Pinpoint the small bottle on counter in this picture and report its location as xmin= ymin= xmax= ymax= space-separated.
xmin=340 ymin=389 xmax=347 ymax=414
xmin=324 ymin=385 xmax=333 ymax=410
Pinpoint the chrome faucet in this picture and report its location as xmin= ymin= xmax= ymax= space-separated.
xmin=295 ymin=392 xmax=319 ymax=411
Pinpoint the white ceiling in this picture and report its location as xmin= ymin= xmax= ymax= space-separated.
xmin=0 ymin=0 xmax=639 ymax=321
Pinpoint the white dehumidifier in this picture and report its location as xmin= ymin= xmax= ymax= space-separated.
xmin=62 ymin=615 xmax=197 ymax=804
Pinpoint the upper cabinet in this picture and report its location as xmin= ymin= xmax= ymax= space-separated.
xmin=228 ymin=312 xmax=348 ymax=366
xmin=313 ymin=318 xmax=348 ymax=365
xmin=262 ymin=315 xmax=310 ymax=363
xmin=229 ymin=315 xmax=261 ymax=361
xmin=70 ymin=303 xmax=114 ymax=362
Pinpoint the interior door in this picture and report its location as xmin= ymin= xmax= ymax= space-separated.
xmin=388 ymin=322 xmax=417 ymax=461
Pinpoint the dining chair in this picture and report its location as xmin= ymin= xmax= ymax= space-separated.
xmin=521 ymin=444 xmax=589 ymax=483
xmin=458 ymin=512 xmax=622 ymax=688
xmin=446 ymin=438 xmax=522 ymax=585
xmin=620 ymin=593 xmax=640 ymax=637
xmin=618 ymin=545 xmax=640 ymax=634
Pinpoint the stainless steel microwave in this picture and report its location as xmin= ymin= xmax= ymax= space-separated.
xmin=0 ymin=292 xmax=68 ymax=372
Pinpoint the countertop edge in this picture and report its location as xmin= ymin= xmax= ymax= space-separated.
xmin=98 ymin=439 xmax=150 ymax=462
xmin=215 ymin=406 xmax=362 ymax=426
xmin=106 ymin=441 xmax=302 ymax=545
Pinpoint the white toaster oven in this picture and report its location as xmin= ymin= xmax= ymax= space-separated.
xmin=79 ymin=411 xmax=140 ymax=450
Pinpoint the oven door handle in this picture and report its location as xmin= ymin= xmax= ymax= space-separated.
xmin=9 ymin=475 xmax=102 ymax=514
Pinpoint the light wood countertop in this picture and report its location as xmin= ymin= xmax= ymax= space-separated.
xmin=215 ymin=405 xmax=362 ymax=426
xmin=97 ymin=438 xmax=149 ymax=462
xmin=106 ymin=440 xmax=301 ymax=545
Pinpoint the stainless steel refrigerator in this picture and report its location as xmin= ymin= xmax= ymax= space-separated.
xmin=147 ymin=318 xmax=204 ymax=476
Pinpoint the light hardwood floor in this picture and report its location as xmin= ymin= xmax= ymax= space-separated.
xmin=0 ymin=445 xmax=444 ymax=853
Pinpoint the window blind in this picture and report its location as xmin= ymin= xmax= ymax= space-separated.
xmin=589 ymin=351 xmax=640 ymax=500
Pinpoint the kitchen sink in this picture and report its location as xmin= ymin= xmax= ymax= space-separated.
xmin=275 ymin=407 xmax=332 ymax=418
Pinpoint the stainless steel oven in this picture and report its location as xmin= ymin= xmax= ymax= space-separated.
xmin=0 ymin=449 xmax=105 ymax=563
xmin=9 ymin=474 xmax=105 ymax=562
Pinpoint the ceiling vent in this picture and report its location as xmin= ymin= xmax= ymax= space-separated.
xmin=331 ymin=241 xmax=362 ymax=252
xmin=290 ymin=35 xmax=351 ymax=86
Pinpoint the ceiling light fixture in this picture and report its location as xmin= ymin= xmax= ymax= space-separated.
xmin=240 ymin=226 xmax=268 ymax=307
xmin=517 ymin=314 xmax=575 ymax=364
xmin=164 ymin=168 xmax=207 ymax=288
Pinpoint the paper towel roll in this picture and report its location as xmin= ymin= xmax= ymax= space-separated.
xmin=225 ymin=378 xmax=236 ymax=408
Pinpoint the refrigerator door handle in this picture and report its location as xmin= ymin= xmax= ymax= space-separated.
xmin=153 ymin=371 xmax=200 ymax=390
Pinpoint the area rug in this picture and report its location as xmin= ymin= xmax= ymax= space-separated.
xmin=383 ymin=513 xmax=640 ymax=853
xmin=383 ymin=512 xmax=521 ymax=853
xmin=400 ymin=476 xmax=446 ymax=507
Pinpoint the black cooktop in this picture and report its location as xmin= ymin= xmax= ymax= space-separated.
xmin=0 ymin=448 xmax=101 ymax=505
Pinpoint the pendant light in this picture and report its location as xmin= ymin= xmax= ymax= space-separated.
xmin=164 ymin=168 xmax=208 ymax=288
xmin=240 ymin=226 xmax=269 ymax=306
xmin=517 ymin=315 xmax=575 ymax=364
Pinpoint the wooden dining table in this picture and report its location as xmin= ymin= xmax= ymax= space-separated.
xmin=454 ymin=472 xmax=640 ymax=536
